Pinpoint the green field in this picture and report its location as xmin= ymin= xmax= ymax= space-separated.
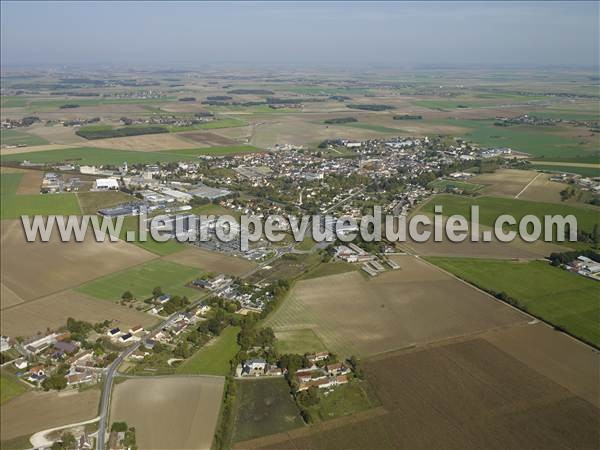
xmin=176 ymin=326 xmax=240 ymax=376
xmin=0 ymin=96 xmax=29 ymax=108
xmin=429 ymin=179 xmax=484 ymax=194
xmin=76 ymin=259 xmax=200 ymax=301
xmin=1 ymin=129 xmax=49 ymax=147
xmin=76 ymin=191 xmax=136 ymax=215
xmin=26 ymin=96 xmax=177 ymax=110
xmin=231 ymin=378 xmax=303 ymax=443
xmin=532 ymin=164 xmax=600 ymax=178
xmin=421 ymin=194 xmax=600 ymax=235
xmin=305 ymin=380 xmax=379 ymax=423
xmin=0 ymin=173 xmax=23 ymax=195
xmin=436 ymin=119 xmax=596 ymax=161
xmin=274 ymin=328 xmax=328 ymax=355
xmin=0 ymin=372 xmax=28 ymax=404
xmin=1 ymin=193 xmax=81 ymax=219
xmin=426 ymin=257 xmax=600 ymax=347
xmin=1 ymin=147 xmax=185 ymax=166
xmin=338 ymin=122 xmax=404 ymax=133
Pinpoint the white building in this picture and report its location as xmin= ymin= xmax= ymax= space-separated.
xmin=95 ymin=178 xmax=119 ymax=190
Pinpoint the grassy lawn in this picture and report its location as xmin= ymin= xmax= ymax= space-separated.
xmin=1 ymin=129 xmax=49 ymax=147
xmin=426 ymin=257 xmax=600 ymax=347
xmin=0 ymin=371 xmax=28 ymax=404
xmin=420 ymin=194 xmax=600 ymax=236
xmin=306 ymin=380 xmax=379 ymax=422
xmin=0 ymin=193 xmax=81 ymax=219
xmin=76 ymin=259 xmax=201 ymax=301
xmin=115 ymin=216 xmax=186 ymax=256
xmin=176 ymin=326 xmax=240 ymax=376
xmin=274 ymin=329 xmax=328 ymax=355
xmin=301 ymin=262 xmax=357 ymax=281
xmin=76 ymin=191 xmax=135 ymax=215
xmin=231 ymin=378 xmax=303 ymax=443
xmin=0 ymin=173 xmax=23 ymax=195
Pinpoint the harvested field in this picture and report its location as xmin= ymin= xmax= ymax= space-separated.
xmin=265 ymin=256 xmax=527 ymax=357
xmin=0 ymin=388 xmax=100 ymax=441
xmin=88 ymin=133 xmax=200 ymax=151
xmin=0 ymin=289 xmax=157 ymax=337
xmin=110 ymin=376 xmax=224 ymax=450
xmin=0 ymin=220 xmax=155 ymax=302
xmin=178 ymin=131 xmax=237 ymax=146
xmin=163 ymin=246 xmax=256 ymax=277
xmin=0 ymin=284 xmax=24 ymax=309
xmin=482 ymin=323 xmax=599 ymax=407
xmin=472 ymin=169 xmax=539 ymax=197
xmin=244 ymin=337 xmax=599 ymax=450
xmin=15 ymin=170 xmax=43 ymax=195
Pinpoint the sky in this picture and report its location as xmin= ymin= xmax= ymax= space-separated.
xmin=1 ymin=1 xmax=598 ymax=68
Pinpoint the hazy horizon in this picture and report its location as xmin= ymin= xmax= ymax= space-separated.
xmin=1 ymin=1 xmax=599 ymax=69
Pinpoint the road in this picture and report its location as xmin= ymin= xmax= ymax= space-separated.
xmin=95 ymin=247 xmax=290 ymax=450
xmin=96 ymin=191 xmax=363 ymax=448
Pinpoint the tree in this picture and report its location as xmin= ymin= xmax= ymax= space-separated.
xmin=121 ymin=291 xmax=134 ymax=301
xmin=152 ymin=286 xmax=163 ymax=299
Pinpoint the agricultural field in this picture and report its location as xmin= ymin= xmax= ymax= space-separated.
xmin=273 ymin=329 xmax=328 ymax=355
xmin=162 ymin=144 xmax=262 ymax=157
xmin=76 ymin=190 xmax=136 ymax=215
xmin=110 ymin=376 xmax=224 ymax=450
xmin=176 ymin=326 xmax=241 ymax=376
xmin=265 ymin=256 xmax=527 ymax=357
xmin=419 ymin=194 xmax=600 ymax=237
xmin=1 ymin=128 xmax=49 ymax=147
xmin=86 ymin=133 xmax=202 ymax=151
xmin=163 ymin=246 xmax=256 ymax=277
xmin=532 ymin=163 xmax=600 ymax=178
xmin=0 ymin=289 xmax=157 ymax=338
xmin=426 ymin=257 xmax=600 ymax=347
xmin=0 ymin=371 xmax=28 ymax=405
xmin=0 ymin=219 xmax=155 ymax=303
xmin=300 ymin=261 xmax=358 ymax=281
xmin=76 ymin=259 xmax=200 ymax=302
xmin=246 ymin=337 xmax=599 ymax=450
xmin=115 ymin=216 xmax=187 ymax=256
xmin=1 ymin=192 xmax=81 ymax=219
xmin=231 ymin=378 xmax=304 ymax=443
xmin=303 ymin=380 xmax=380 ymax=423
xmin=0 ymin=388 xmax=100 ymax=443
xmin=435 ymin=118 xmax=597 ymax=161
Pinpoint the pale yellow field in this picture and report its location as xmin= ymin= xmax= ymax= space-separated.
xmin=265 ymin=255 xmax=528 ymax=357
xmin=110 ymin=376 xmax=225 ymax=450
xmin=89 ymin=133 xmax=201 ymax=151
xmin=0 ymin=289 xmax=157 ymax=337
xmin=1 ymin=220 xmax=156 ymax=302
xmin=1 ymin=388 xmax=100 ymax=441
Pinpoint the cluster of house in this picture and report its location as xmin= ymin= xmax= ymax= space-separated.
xmin=549 ymin=173 xmax=600 ymax=194
xmin=12 ymin=332 xmax=102 ymax=387
xmin=106 ymin=325 xmax=146 ymax=344
xmin=295 ymin=352 xmax=351 ymax=392
xmin=193 ymin=275 xmax=274 ymax=313
xmin=39 ymin=172 xmax=81 ymax=193
xmin=565 ymin=256 xmax=600 ymax=281
xmin=151 ymin=306 xmax=210 ymax=344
